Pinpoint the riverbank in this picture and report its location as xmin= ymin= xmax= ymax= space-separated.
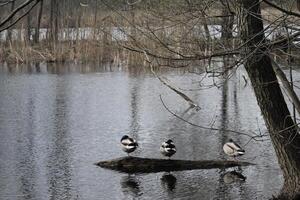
xmin=0 ymin=6 xmax=298 ymax=66
xmin=0 ymin=40 xmax=131 ymax=64
xmin=1 ymin=40 xmax=299 ymax=68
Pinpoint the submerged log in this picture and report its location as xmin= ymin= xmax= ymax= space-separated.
xmin=96 ymin=156 xmax=253 ymax=173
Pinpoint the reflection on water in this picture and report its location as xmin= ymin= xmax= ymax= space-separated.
xmin=0 ymin=62 xmax=286 ymax=199
xmin=121 ymin=175 xmax=142 ymax=198
xmin=46 ymin=78 xmax=74 ymax=200
xmin=0 ymin=62 xmax=121 ymax=74
xmin=161 ymin=173 xmax=177 ymax=192
xmin=222 ymin=170 xmax=247 ymax=184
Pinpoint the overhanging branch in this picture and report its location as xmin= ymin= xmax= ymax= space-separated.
xmin=0 ymin=0 xmax=40 ymax=32
xmin=262 ymin=0 xmax=300 ymax=18
xmin=0 ymin=0 xmax=39 ymax=28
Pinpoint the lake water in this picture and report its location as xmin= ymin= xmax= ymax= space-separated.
xmin=0 ymin=62 xmax=286 ymax=199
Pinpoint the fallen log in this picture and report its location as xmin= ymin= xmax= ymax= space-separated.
xmin=96 ymin=156 xmax=254 ymax=173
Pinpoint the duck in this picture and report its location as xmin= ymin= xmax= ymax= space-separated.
xmin=120 ymin=135 xmax=138 ymax=156
xmin=223 ymin=139 xmax=245 ymax=159
xmin=160 ymin=139 xmax=176 ymax=159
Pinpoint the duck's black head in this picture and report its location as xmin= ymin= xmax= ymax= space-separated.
xmin=166 ymin=139 xmax=173 ymax=144
xmin=121 ymin=135 xmax=129 ymax=141
xmin=228 ymin=139 xmax=233 ymax=143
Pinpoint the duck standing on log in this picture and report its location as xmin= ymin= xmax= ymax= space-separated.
xmin=223 ymin=139 xmax=245 ymax=159
xmin=160 ymin=139 xmax=176 ymax=159
xmin=121 ymin=135 xmax=138 ymax=156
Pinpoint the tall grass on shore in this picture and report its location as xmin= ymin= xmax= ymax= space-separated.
xmin=0 ymin=2 xmax=298 ymax=66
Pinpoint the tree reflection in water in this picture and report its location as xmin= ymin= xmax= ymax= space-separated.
xmin=120 ymin=174 xmax=142 ymax=198
xmin=161 ymin=173 xmax=177 ymax=192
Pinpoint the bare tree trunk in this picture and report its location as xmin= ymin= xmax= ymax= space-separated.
xmin=199 ymin=9 xmax=210 ymax=55
xmin=26 ymin=11 xmax=32 ymax=45
xmin=34 ymin=0 xmax=43 ymax=43
xmin=201 ymin=10 xmax=210 ymax=42
xmin=7 ymin=0 xmax=15 ymax=45
xmin=221 ymin=0 xmax=234 ymax=47
xmin=54 ymin=0 xmax=59 ymax=43
xmin=49 ymin=0 xmax=53 ymax=42
xmin=128 ymin=4 xmax=137 ymax=66
xmin=237 ymin=0 xmax=300 ymax=199
xmin=93 ymin=0 xmax=98 ymax=40
xmin=49 ymin=0 xmax=58 ymax=44
xmin=76 ymin=7 xmax=81 ymax=44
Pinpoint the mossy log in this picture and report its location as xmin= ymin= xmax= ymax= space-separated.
xmin=96 ymin=156 xmax=254 ymax=173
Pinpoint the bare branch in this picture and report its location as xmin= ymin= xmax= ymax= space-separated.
xmin=159 ymin=94 xmax=268 ymax=141
xmin=262 ymin=0 xmax=300 ymax=18
xmin=0 ymin=0 xmax=39 ymax=28
xmin=0 ymin=0 xmax=13 ymax=7
xmin=0 ymin=0 xmax=40 ymax=32
xmin=143 ymin=51 xmax=200 ymax=109
xmin=271 ymin=57 xmax=300 ymax=117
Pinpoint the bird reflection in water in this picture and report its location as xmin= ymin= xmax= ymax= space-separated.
xmin=222 ymin=170 xmax=246 ymax=184
xmin=121 ymin=174 xmax=142 ymax=198
xmin=161 ymin=173 xmax=177 ymax=192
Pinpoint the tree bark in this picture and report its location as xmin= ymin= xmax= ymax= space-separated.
xmin=237 ymin=0 xmax=300 ymax=199
xmin=272 ymin=59 xmax=300 ymax=117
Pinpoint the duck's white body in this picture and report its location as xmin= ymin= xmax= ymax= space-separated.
xmin=223 ymin=139 xmax=245 ymax=157
xmin=121 ymin=135 xmax=138 ymax=155
xmin=160 ymin=140 xmax=176 ymax=158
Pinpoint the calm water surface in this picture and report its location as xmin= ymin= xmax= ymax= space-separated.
xmin=0 ymin=63 xmax=285 ymax=199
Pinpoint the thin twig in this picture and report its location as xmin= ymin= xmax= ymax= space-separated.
xmin=159 ymin=94 xmax=268 ymax=140
xmin=143 ymin=50 xmax=201 ymax=109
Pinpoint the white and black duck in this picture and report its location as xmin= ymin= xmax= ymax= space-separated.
xmin=223 ymin=139 xmax=245 ymax=159
xmin=121 ymin=135 xmax=138 ymax=156
xmin=160 ymin=139 xmax=176 ymax=159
